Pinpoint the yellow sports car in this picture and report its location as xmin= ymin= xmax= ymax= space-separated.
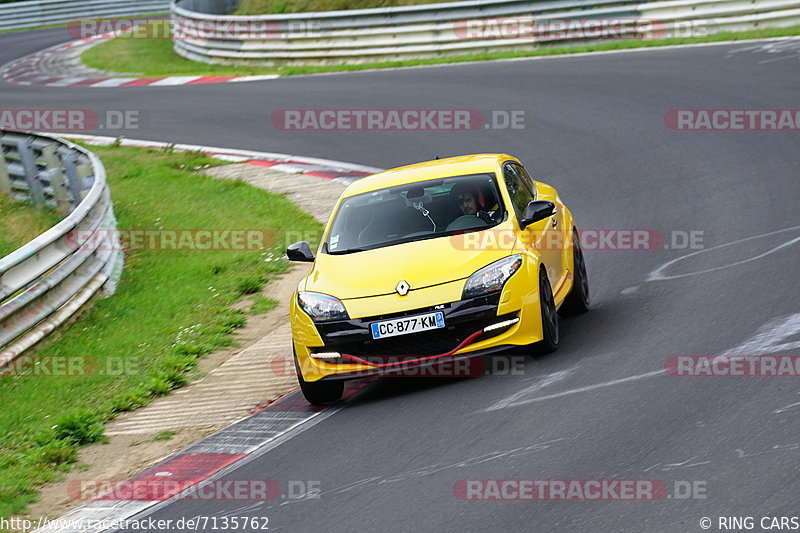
xmin=286 ymin=154 xmax=589 ymax=404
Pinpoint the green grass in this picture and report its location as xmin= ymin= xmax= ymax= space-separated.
xmin=0 ymin=146 xmax=322 ymax=519
xmin=248 ymin=294 xmax=278 ymax=315
xmin=81 ymin=31 xmax=281 ymax=77
xmin=152 ymin=430 xmax=177 ymax=441
xmin=234 ymin=0 xmax=461 ymax=14
xmin=82 ymin=23 xmax=800 ymax=79
xmin=0 ymin=195 xmax=63 ymax=258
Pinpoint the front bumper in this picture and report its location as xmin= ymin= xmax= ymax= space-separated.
xmin=314 ymin=343 xmax=516 ymax=381
xmin=294 ymin=293 xmax=532 ymax=381
xmin=314 ymin=293 xmax=513 ymax=360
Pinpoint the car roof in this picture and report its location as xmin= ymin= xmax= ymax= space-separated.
xmin=342 ymin=154 xmax=516 ymax=198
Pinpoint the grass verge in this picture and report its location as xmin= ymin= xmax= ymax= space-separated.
xmin=0 ymin=196 xmax=62 ymax=258
xmin=234 ymin=0 xmax=461 ymax=14
xmin=81 ymin=24 xmax=800 ymax=78
xmin=0 ymin=146 xmax=321 ymax=519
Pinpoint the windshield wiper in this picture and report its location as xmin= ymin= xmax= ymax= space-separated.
xmin=328 ymin=247 xmax=368 ymax=255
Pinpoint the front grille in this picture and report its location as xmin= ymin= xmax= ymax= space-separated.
xmin=321 ymin=316 xmax=515 ymax=361
xmin=312 ymin=294 xmax=513 ymax=360
xmin=333 ymin=323 xmax=481 ymax=359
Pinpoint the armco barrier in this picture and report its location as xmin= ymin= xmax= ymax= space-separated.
xmin=171 ymin=0 xmax=800 ymax=65
xmin=0 ymin=131 xmax=122 ymax=366
xmin=0 ymin=0 xmax=169 ymax=31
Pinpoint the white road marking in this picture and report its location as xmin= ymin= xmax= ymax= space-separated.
xmin=758 ymin=54 xmax=800 ymax=64
xmin=480 ymin=307 xmax=800 ymax=413
xmin=644 ymin=455 xmax=711 ymax=472
xmin=647 ymin=223 xmax=800 ymax=281
xmin=725 ymin=313 xmax=800 ymax=356
xmin=734 ymin=442 xmax=800 ymax=458
xmin=482 ymin=369 xmax=666 ymax=411
xmin=774 ymin=401 xmax=800 ymax=414
xmin=482 ymin=368 xmax=575 ymax=412
xmin=727 ymin=37 xmax=800 ymax=62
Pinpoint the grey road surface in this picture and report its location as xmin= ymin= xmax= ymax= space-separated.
xmin=2 ymin=31 xmax=799 ymax=532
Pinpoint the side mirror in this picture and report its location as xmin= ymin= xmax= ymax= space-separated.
xmin=286 ymin=241 xmax=315 ymax=262
xmin=520 ymin=200 xmax=556 ymax=230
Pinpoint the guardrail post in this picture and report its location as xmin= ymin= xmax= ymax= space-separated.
xmin=60 ymin=152 xmax=84 ymax=207
xmin=17 ymin=136 xmax=44 ymax=206
xmin=76 ymin=160 xmax=94 ymax=195
xmin=0 ymin=140 xmax=10 ymax=197
xmin=41 ymin=144 xmax=72 ymax=214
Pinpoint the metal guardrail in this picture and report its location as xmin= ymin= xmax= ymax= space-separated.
xmin=0 ymin=131 xmax=123 ymax=365
xmin=171 ymin=0 xmax=800 ymax=65
xmin=0 ymin=0 xmax=170 ymax=31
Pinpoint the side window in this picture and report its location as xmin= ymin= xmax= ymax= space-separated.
xmin=513 ymin=163 xmax=536 ymax=199
xmin=503 ymin=163 xmax=535 ymax=220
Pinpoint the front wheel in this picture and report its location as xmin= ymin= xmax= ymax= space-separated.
xmin=560 ymin=228 xmax=590 ymax=316
xmin=293 ymin=347 xmax=343 ymax=405
xmin=535 ymin=267 xmax=559 ymax=354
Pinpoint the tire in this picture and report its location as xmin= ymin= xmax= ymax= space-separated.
xmin=293 ymin=346 xmax=344 ymax=405
xmin=559 ymin=228 xmax=590 ymax=316
xmin=535 ymin=267 xmax=560 ymax=354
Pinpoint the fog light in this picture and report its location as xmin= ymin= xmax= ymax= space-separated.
xmin=310 ymin=352 xmax=342 ymax=359
xmin=483 ymin=318 xmax=520 ymax=333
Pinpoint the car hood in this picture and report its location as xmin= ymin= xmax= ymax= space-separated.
xmin=303 ymin=232 xmax=518 ymax=300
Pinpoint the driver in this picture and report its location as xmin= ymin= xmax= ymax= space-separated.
xmin=451 ymin=182 xmax=499 ymax=224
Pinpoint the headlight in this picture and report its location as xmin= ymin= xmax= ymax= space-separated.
xmin=462 ymin=255 xmax=523 ymax=299
xmin=298 ymin=292 xmax=349 ymax=322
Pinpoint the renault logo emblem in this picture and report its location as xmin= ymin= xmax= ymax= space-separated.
xmin=396 ymin=280 xmax=410 ymax=296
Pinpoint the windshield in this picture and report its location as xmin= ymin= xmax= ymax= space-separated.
xmin=324 ymin=173 xmax=506 ymax=254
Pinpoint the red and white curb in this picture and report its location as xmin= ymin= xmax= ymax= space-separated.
xmin=64 ymin=134 xmax=382 ymax=184
xmin=35 ymin=384 xmax=371 ymax=533
xmin=1 ymin=33 xmax=279 ymax=88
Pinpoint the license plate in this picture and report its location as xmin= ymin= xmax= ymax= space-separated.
xmin=370 ymin=312 xmax=445 ymax=339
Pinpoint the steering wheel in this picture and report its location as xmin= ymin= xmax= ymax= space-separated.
xmin=445 ymin=214 xmax=490 ymax=232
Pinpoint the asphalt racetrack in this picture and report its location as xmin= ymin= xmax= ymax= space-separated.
xmin=2 ymin=28 xmax=799 ymax=532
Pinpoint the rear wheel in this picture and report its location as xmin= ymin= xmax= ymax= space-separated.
xmin=536 ymin=267 xmax=559 ymax=354
xmin=560 ymin=228 xmax=590 ymax=316
xmin=293 ymin=345 xmax=344 ymax=405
